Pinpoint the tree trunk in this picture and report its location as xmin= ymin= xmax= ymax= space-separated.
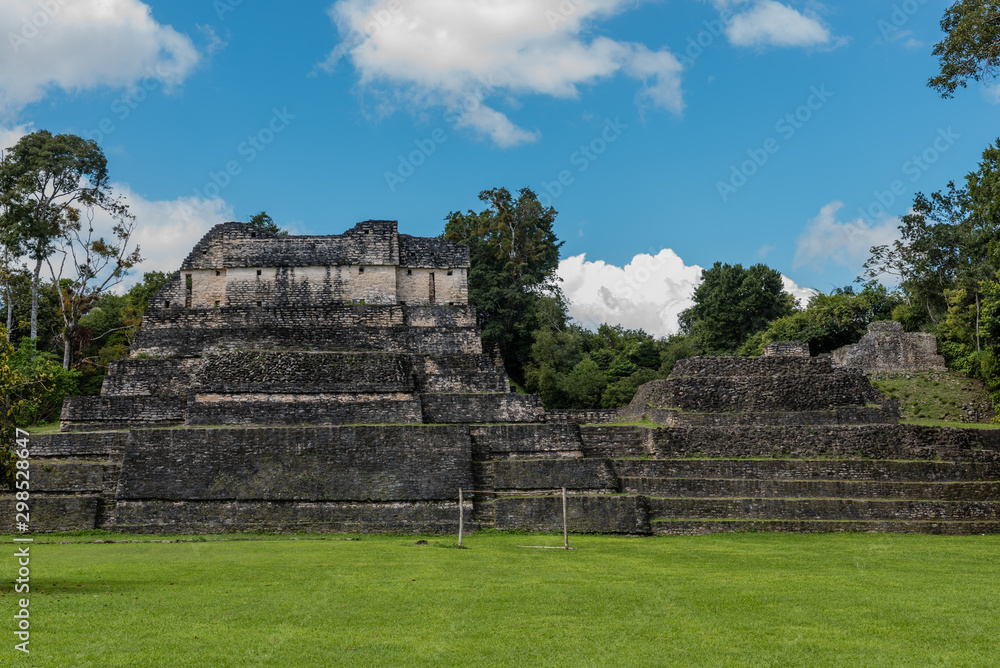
xmin=30 ymin=256 xmax=41 ymax=344
xmin=63 ymin=336 xmax=70 ymax=369
xmin=975 ymin=289 xmax=981 ymax=354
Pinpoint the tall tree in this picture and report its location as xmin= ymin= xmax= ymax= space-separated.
xmin=679 ymin=262 xmax=794 ymax=354
xmin=47 ymin=207 xmax=142 ymax=368
xmin=864 ymin=142 xmax=1000 ymax=349
xmin=444 ymin=187 xmax=564 ymax=382
xmin=0 ymin=131 xmax=129 ymax=344
xmin=0 ymin=148 xmax=26 ymax=334
xmin=928 ymin=0 xmax=1000 ymax=98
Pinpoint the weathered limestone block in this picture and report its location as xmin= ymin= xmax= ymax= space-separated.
xmin=833 ymin=321 xmax=947 ymax=371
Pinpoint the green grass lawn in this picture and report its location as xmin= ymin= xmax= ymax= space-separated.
xmin=870 ymin=370 xmax=996 ymax=424
xmin=3 ymin=531 xmax=999 ymax=667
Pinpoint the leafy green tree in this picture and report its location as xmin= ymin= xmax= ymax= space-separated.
xmin=75 ymin=271 xmax=170 ymax=392
xmin=928 ymin=0 xmax=1000 ymax=98
xmin=563 ymin=356 xmax=607 ymax=409
xmin=444 ymin=187 xmax=563 ymax=382
xmin=1 ymin=327 xmax=79 ymax=488
xmin=0 ymin=131 xmax=131 ymax=343
xmin=248 ymin=210 xmax=288 ymax=236
xmin=742 ymin=285 xmax=903 ymax=356
xmin=678 ymin=262 xmax=794 ymax=354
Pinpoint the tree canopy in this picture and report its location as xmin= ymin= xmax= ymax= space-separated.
xmin=0 ymin=131 xmax=132 ymax=344
xmin=444 ymin=187 xmax=563 ymax=382
xmin=928 ymin=0 xmax=1000 ymax=97
xmin=678 ymin=262 xmax=794 ymax=354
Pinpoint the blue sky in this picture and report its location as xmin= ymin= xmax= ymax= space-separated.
xmin=1 ymin=0 xmax=996 ymax=336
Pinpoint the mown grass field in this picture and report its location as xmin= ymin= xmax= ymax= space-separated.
xmin=2 ymin=531 xmax=999 ymax=667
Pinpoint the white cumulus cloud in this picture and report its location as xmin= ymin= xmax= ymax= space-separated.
xmin=0 ymin=123 xmax=31 ymax=151
xmin=0 ymin=0 xmax=199 ymax=117
xmin=711 ymin=0 xmax=833 ymax=48
xmin=76 ymin=185 xmax=234 ymax=283
xmin=794 ymin=201 xmax=901 ymax=273
xmin=557 ymin=248 xmax=813 ymax=338
xmin=321 ymin=0 xmax=684 ymax=146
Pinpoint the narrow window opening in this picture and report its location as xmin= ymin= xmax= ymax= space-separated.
xmin=216 ymin=270 xmax=221 ymax=276
xmin=256 ymin=269 xmax=262 ymax=276
xmin=364 ymin=229 xmax=371 ymax=234
xmin=359 ymin=267 xmax=365 ymax=274
xmin=164 ymin=300 xmax=170 ymax=308
xmin=251 ymin=232 xmax=257 ymax=238
xmin=214 ymin=300 xmax=220 ymax=308
xmin=256 ymin=301 xmax=262 ymax=307
xmin=447 ymin=270 xmax=453 ymax=276
xmin=428 ymin=272 xmax=436 ymax=305
xmin=185 ymin=274 xmax=192 ymax=308
xmin=407 ymin=269 xmax=412 ymax=276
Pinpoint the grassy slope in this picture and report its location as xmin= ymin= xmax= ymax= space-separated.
xmin=869 ymin=370 xmax=996 ymax=424
xmin=2 ymin=532 xmax=999 ymax=667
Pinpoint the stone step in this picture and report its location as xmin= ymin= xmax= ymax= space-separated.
xmin=27 ymin=431 xmax=128 ymax=458
xmin=482 ymin=459 xmax=617 ymax=491
xmin=622 ymin=477 xmax=1000 ymax=500
xmin=0 ymin=494 xmax=100 ymax=532
xmin=110 ymin=500 xmax=471 ymax=534
xmin=647 ymin=497 xmax=1000 ymax=521
xmin=30 ymin=461 xmax=118 ymax=494
xmin=612 ymin=458 xmax=1000 ymax=482
xmin=470 ymin=423 xmax=581 ymax=458
xmin=579 ymin=426 xmax=644 ymax=457
xmin=651 ymin=519 xmax=1000 ymax=536
xmin=489 ymin=495 xmax=649 ymax=534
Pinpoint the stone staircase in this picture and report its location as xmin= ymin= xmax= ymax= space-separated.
xmin=469 ymin=423 xmax=1000 ymax=536
xmin=2 ymin=431 xmax=127 ymax=532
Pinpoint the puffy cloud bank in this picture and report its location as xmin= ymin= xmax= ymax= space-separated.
xmin=0 ymin=0 xmax=199 ymax=117
xmin=558 ymin=248 xmax=815 ymax=338
xmin=322 ymin=0 xmax=685 ymax=146
xmin=793 ymin=201 xmax=901 ymax=274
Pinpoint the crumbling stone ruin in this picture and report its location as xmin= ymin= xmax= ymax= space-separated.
xmin=6 ymin=225 xmax=1000 ymax=536
xmin=833 ymin=321 xmax=947 ymax=372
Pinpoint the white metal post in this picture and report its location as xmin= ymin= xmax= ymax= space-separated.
xmin=562 ymin=487 xmax=568 ymax=550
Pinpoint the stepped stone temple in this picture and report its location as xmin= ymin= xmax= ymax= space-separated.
xmin=6 ymin=221 xmax=1000 ymax=535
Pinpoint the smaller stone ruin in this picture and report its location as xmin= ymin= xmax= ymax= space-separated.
xmin=833 ymin=321 xmax=947 ymax=372
xmin=621 ymin=347 xmax=900 ymax=427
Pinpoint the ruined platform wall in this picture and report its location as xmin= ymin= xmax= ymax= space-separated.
xmin=833 ymin=321 xmax=947 ymax=371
